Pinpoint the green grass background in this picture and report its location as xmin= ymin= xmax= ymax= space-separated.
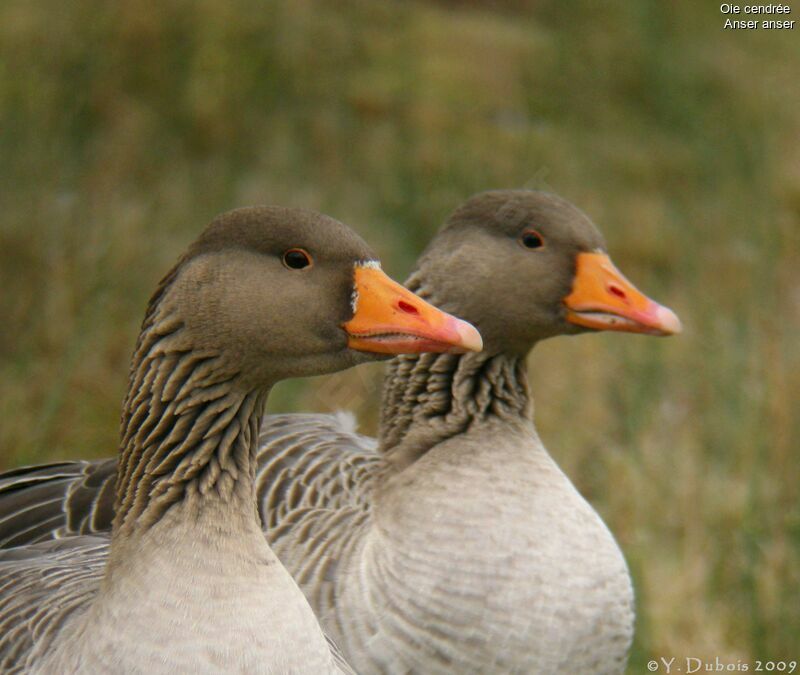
xmin=1 ymin=0 xmax=798 ymax=669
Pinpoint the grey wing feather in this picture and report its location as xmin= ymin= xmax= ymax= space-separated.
xmin=255 ymin=413 xmax=388 ymax=621
xmin=0 ymin=536 xmax=108 ymax=672
xmin=0 ymin=459 xmax=117 ymax=547
xmin=255 ymin=412 xmax=385 ymax=530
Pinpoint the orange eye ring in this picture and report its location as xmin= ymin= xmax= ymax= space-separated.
xmin=519 ymin=230 xmax=544 ymax=249
xmin=282 ymin=248 xmax=313 ymax=270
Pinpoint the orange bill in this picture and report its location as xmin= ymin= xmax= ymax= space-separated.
xmin=564 ymin=252 xmax=682 ymax=336
xmin=344 ymin=264 xmax=483 ymax=354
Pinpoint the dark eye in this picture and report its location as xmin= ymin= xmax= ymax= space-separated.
xmin=282 ymin=248 xmax=313 ymax=270
xmin=520 ymin=230 xmax=544 ymax=249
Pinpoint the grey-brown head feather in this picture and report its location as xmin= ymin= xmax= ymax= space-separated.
xmin=415 ymin=189 xmax=606 ymax=353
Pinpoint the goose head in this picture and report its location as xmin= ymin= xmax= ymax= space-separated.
xmin=413 ymin=190 xmax=681 ymax=355
xmin=142 ymin=206 xmax=482 ymax=388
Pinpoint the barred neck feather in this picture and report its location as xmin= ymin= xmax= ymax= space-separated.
xmin=379 ymin=273 xmax=531 ymax=469
xmin=113 ymin=288 xmax=267 ymax=536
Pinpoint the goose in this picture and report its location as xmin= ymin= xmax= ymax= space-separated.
xmin=0 ymin=190 xmax=680 ymax=673
xmin=0 ymin=205 xmax=481 ymax=673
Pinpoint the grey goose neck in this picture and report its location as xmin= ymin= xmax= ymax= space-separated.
xmin=113 ymin=310 xmax=265 ymax=538
xmin=379 ymin=349 xmax=531 ymax=470
xmin=327 ymin=340 xmax=634 ymax=674
xmin=379 ymin=268 xmax=531 ymax=469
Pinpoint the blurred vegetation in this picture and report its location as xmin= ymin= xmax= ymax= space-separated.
xmin=1 ymin=0 xmax=798 ymax=669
